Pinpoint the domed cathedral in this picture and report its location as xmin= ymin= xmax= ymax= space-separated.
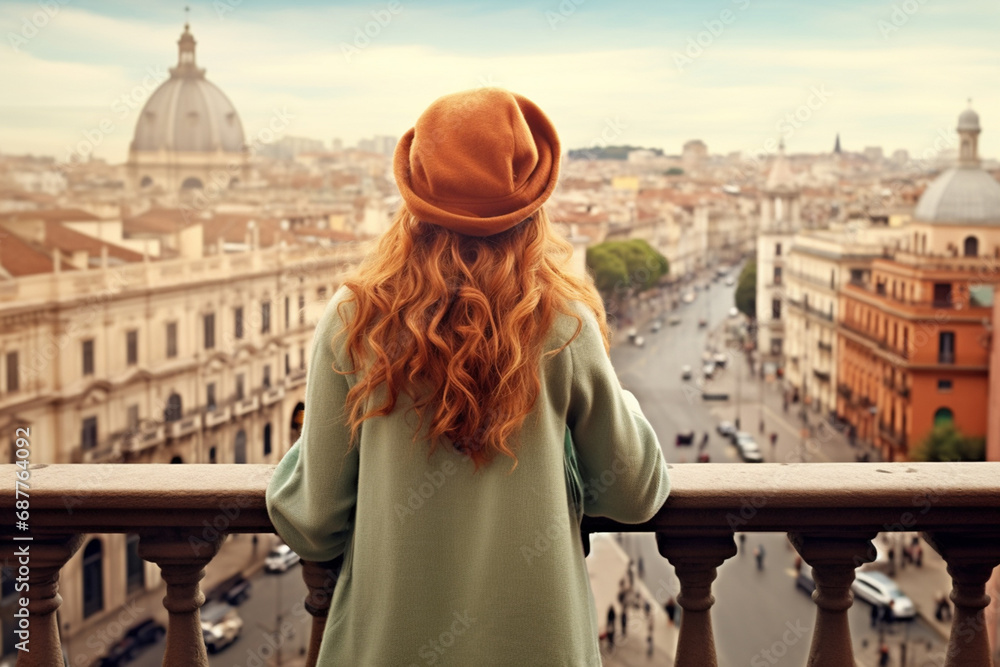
xmin=909 ymin=104 xmax=1000 ymax=257
xmin=126 ymin=22 xmax=248 ymax=195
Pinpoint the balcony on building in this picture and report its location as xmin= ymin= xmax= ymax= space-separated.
xmin=3 ymin=462 xmax=1000 ymax=667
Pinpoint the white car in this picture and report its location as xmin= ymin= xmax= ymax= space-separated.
xmin=728 ymin=307 xmax=739 ymax=318
xmin=702 ymin=363 xmax=715 ymax=379
xmin=725 ymin=276 xmax=736 ymax=286
xmin=264 ymin=544 xmax=301 ymax=573
xmin=681 ymin=365 xmax=693 ymax=380
xmin=713 ymin=353 xmax=728 ymax=368
xmin=200 ymin=601 xmax=243 ymax=653
xmin=717 ymin=421 xmax=737 ymax=439
xmin=650 ymin=320 xmax=662 ymax=333
xmin=735 ymin=434 xmax=763 ymax=463
xmin=682 ymin=292 xmax=696 ymax=304
xmin=633 ymin=335 xmax=646 ymax=348
xmin=852 ymin=571 xmax=916 ymax=619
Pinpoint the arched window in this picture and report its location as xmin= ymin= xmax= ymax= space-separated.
xmin=235 ymin=430 xmax=247 ymax=463
xmin=963 ymin=236 xmax=979 ymax=258
xmin=180 ymin=177 xmax=204 ymax=189
xmin=82 ymin=539 xmax=104 ymax=618
xmin=263 ymin=423 xmax=272 ymax=457
xmin=933 ymin=407 xmax=954 ymax=427
xmin=126 ymin=534 xmax=145 ymax=594
xmin=208 ymin=446 xmax=217 ymax=464
xmin=169 ymin=455 xmax=183 ymax=464
xmin=164 ymin=393 xmax=182 ymax=423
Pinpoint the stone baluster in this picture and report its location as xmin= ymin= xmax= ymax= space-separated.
xmin=788 ymin=532 xmax=876 ymax=667
xmin=12 ymin=533 xmax=83 ymax=667
xmin=923 ymin=532 xmax=1000 ymax=667
xmin=138 ymin=529 xmax=224 ymax=667
xmin=656 ymin=533 xmax=737 ymax=667
xmin=301 ymin=557 xmax=344 ymax=667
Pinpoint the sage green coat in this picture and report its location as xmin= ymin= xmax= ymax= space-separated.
xmin=266 ymin=286 xmax=670 ymax=666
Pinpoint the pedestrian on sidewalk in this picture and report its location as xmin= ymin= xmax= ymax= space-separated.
xmin=606 ymin=605 xmax=617 ymax=650
xmin=878 ymin=642 xmax=890 ymax=666
xmin=759 ymin=418 xmax=765 ymax=435
xmin=647 ymin=613 xmax=654 ymax=658
xmin=870 ymin=602 xmax=880 ymax=628
xmin=739 ymin=532 xmax=746 ymax=552
xmin=664 ymin=597 xmax=676 ymax=626
xmin=935 ymin=592 xmax=952 ymax=622
xmin=638 ymin=556 xmax=645 ymax=581
xmin=754 ymin=544 xmax=766 ymax=570
xmin=264 ymin=88 xmax=672 ymax=667
xmin=621 ymin=604 xmax=629 ymax=638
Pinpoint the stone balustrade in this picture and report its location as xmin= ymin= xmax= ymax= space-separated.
xmin=2 ymin=462 xmax=999 ymax=666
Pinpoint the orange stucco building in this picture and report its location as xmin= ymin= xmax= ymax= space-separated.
xmin=837 ymin=105 xmax=1000 ymax=461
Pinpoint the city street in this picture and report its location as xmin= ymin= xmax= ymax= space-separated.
xmin=607 ymin=271 xmax=946 ymax=666
xmin=122 ymin=565 xmax=311 ymax=667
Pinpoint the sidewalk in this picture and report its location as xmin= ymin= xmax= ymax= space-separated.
xmin=61 ymin=532 xmax=276 ymax=667
xmin=586 ymin=533 xmax=678 ymax=666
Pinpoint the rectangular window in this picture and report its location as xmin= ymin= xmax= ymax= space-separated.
xmin=299 ymin=347 xmax=305 ymax=369
xmin=284 ymin=353 xmax=290 ymax=375
xmin=126 ymin=330 xmax=138 ymax=366
xmin=127 ymin=404 xmax=139 ymax=432
xmin=933 ymin=283 xmax=953 ymax=307
xmin=775 ymin=242 xmax=782 ymax=256
xmin=204 ymin=313 xmax=216 ymax=350
xmin=5 ymin=351 xmax=18 ymax=393
xmin=318 ymin=286 xmax=328 ymax=301
xmin=166 ymin=322 xmax=178 ymax=358
xmin=261 ymin=301 xmax=271 ymax=334
xmin=82 ymin=339 xmax=95 ymax=376
xmin=263 ymin=365 xmax=271 ymax=388
xmin=938 ymin=332 xmax=955 ymax=364
xmin=206 ymin=382 xmax=217 ymax=411
xmin=284 ymin=296 xmax=290 ymax=329
xmin=902 ymin=327 xmax=908 ymax=355
xmin=773 ymin=266 xmax=782 ymax=285
xmin=81 ymin=416 xmax=98 ymax=451
xmin=937 ymin=379 xmax=953 ymax=392
xmin=771 ymin=298 xmax=781 ymax=320
xmin=234 ymin=307 xmax=244 ymax=339
xmin=829 ymin=270 xmax=835 ymax=290
xmin=299 ymin=294 xmax=306 ymax=325
xmin=236 ymin=373 xmax=245 ymax=401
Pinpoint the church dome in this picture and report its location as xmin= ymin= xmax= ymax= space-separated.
xmin=130 ymin=24 xmax=245 ymax=154
xmin=913 ymin=106 xmax=1000 ymax=225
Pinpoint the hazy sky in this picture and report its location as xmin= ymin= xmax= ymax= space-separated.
xmin=2 ymin=0 xmax=999 ymax=165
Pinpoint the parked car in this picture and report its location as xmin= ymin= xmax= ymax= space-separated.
xmin=851 ymin=571 xmax=916 ymax=620
xmin=633 ymin=335 xmax=646 ymax=347
xmin=675 ymin=431 xmax=695 ymax=447
xmin=734 ymin=433 xmax=763 ymax=462
xmin=265 ymin=544 xmax=301 ymax=573
xmin=650 ymin=320 xmax=662 ymax=333
xmin=702 ymin=363 xmax=715 ymax=379
xmin=725 ymin=276 xmax=736 ymax=286
xmin=795 ymin=561 xmax=816 ymax=594
xmin=716 ymin=421 xmax=737 ymax=440
xmin=669 ymin=315 xmax=682 ymax=326
xmin=682 ymin=292 xmax=695 ymax=304
xmin=201 ymin=601 xmax=243 ymax=653
xmin=98 ymin=619 xmax=166 ymax=666
xmin=680 ymin=364 xmax=693 ymax=380
xmin=713 ymin=353 xmax=728 ymax=368
xmin=627 ymin=327 xmax=638 ymax=341
xmin=214 ymin=573 xmax=252 ymax=606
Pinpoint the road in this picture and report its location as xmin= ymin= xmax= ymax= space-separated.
xmin=125 ymin=564 xmax=311 ymax=667
xmin=607 ymin=270 xmax=944 ymax=666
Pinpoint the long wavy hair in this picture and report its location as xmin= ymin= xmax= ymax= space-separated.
xmin=334 ymin=206 xmax=609 ymax=470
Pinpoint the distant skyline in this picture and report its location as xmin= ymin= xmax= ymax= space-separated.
xmin=2 ymin=0 xmax=999 ymax=165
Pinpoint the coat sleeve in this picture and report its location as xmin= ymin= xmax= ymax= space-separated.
xmin=566 ymin=308 xmax=670 ymax=523
xmin=265 ymin=292 xmax=359 ymax=562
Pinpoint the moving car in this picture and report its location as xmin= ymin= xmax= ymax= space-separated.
xmin=851 ymin=571 xmax=916 ymax=620
xmin=213 ymin=573 xmax=252 ymax=606
xmin=680 ymin=365 xmax=693 ymax=380
xmin=201 ymin=601 xmax=244 ymax=653
xmin=99 ymin=619 xmax=166 ymax=666
xmin=716 ymin=421 xmax=737 ymax=440
xmin=734 ymin=432 xmax=764 ymax=462
xmin=264 ymin=544 xmax=301 ymax=573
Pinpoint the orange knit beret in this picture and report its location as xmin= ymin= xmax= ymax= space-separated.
xmin=393 ymin=88 xmax=561 ymax=237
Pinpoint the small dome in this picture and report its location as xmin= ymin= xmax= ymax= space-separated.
xmin=958 ymin=107 xmax=980 ymax=132
xmin=130 ymin=25 xmax=245 ymax=154
xmin=914 ymin=167 xmax=1000 ymax=224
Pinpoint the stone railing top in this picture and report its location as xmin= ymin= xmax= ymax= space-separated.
xmin=2 ymin=463 xmax=999 ymax=536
